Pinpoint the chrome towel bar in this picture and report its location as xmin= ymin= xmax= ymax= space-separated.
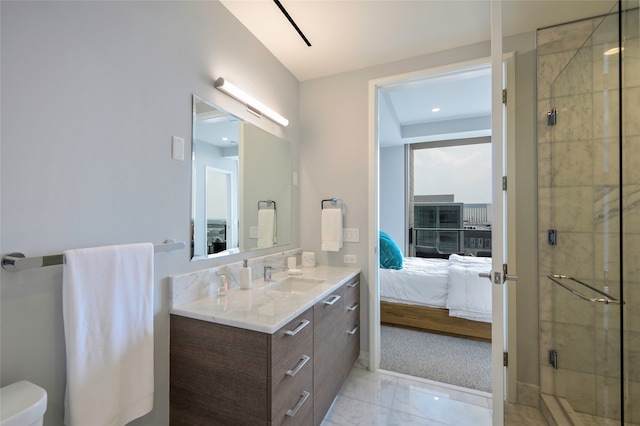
xmin=1 ymin=240 xmax=185 ymax=272
xmin=547 ymin=274 xmax=623 ymax=305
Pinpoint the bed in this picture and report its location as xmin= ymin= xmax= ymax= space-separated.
xmin=380 ymin=254 xmax=493 ymax=342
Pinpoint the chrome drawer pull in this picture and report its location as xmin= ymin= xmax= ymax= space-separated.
xmin=347 ymin=303 xmax=359 ymax=311
xmin=323 ymin=295 xmax=341 ymax=305
xmin=285 ymin=319 xmax=310 ymax=336
xmin=285 ymin=390 xmax=310 ymax=417
xmin=346 ymin=325 xmax=359 ymax=335
xmin=286 ymin=355 xmax=311 ymax=377
xmin=347 ymin=281 xmax=359 ymax=288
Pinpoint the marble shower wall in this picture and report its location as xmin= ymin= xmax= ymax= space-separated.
xmin=537 ymin=6 xmax=639 ymax=423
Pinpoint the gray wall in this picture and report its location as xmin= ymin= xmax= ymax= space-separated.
xmin=1 ymin=3 xmax=544 ymax=425
xmin=0 ymin=2 xmax=299 ymax=425
xmin=299 ymin=34 xmax=540 ymax=395
xmin=380 ymin=145 xmax=406 ymax=253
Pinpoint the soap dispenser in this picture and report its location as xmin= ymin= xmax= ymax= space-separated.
xmin=240 ymin=259 xmax=252 ymax=289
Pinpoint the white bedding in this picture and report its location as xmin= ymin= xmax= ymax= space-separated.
xmin=379 ymin=257 xmax=450 ymax=309
xmin=380 ymin=254 xmax=493 ymax=323
xmin=445 ymin=255 xmax=493 ymax=323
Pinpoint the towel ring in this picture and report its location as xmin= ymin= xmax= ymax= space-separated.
xmin=321 ymin=198 xmax=343 ymax=210
xmin=258 ymin=199 xmax=277 ymax=210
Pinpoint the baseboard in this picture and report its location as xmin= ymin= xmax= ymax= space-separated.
xmin=517 ymin=382 xmax=540 ymax=408
xmin=540 ymin=393 xmax=583 ymax=426
xmin=355 ymin=350 xmax=369 ymax=370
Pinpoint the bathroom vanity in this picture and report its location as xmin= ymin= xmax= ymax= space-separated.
xmin=169 ymin=266 xmax=361 ymax=425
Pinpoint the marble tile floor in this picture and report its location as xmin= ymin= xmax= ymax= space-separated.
xmin=322 ymin=366 xmax=549 ymax=426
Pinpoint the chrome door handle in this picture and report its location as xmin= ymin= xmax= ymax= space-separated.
xmin=479 ymin=271 xmax=519 ymax=284
xmin=347 ymin=303 xmax=359 ymax=311
xmin=346 ymin=325 xmax=359 ymax=335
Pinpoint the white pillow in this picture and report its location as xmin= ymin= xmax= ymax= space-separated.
xmin=448 ymin=253 xmax=492 ymax=266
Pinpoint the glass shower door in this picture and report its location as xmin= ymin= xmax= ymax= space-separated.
xmin=621 ymin=0 xmax=639 ymax=423
xmin=544 ymin=2 xmax=627 ymax=424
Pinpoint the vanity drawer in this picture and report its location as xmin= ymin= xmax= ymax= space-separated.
xmin=270 ymin=339 xmax=313 ymax=424
xmin=269 ymin=308 xmax=313 ymax=374
xmin=341 ymin=276 xmax=360 ymax=308
xmin=270 ymin=386 xmax=313 ymax=426
xmin=344 ymin=276 xmax=360 ymax=348
xmin=314 ymin=285 xmax=346 ymax=332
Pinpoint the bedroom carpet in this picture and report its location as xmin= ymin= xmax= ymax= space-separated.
xmin=379 ymin=325 xmax=492 ymax=393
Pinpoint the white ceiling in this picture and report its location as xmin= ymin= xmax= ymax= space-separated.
xmin=220 ymin=0 xmax=614 ymax=146
xmin=377 ymin=63 xmax=492 ymax=147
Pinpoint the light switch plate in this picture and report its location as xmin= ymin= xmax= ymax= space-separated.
xmin=172 ymin=136 xmax=185 ymax=161
xmin=344 ymin=254 xmax=357 ymax=264
xmin=343 ymin=228 xmax=360 ymax=243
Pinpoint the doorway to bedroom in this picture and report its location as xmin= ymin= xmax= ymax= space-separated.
xmin=377 ymin=60 xmax=494 ymax=393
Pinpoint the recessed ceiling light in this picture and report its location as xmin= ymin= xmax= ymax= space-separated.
xmin=604 ymin=47 xmax=624 ymax=56
xmin=432 ymin=107 xmax=440 ymax=112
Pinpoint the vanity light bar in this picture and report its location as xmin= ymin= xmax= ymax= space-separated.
xmin=214 ymin=77 xmax=289 ymax=127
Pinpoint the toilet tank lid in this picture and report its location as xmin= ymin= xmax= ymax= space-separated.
xmin=0 ymin=381 xmax=47 ymax=426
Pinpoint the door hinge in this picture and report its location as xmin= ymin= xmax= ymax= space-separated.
xmin=502 ymin=89 xmax=507 ymax=104
xmin=502 ymin=264 xmax=519 ymax=283
xmin=504 ymin=352 xmax=509 ymax=367
xmin=502 ymin=176 xmax=507 ymax=191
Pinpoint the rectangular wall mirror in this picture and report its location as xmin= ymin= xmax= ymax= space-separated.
xmin=191 ymin=94 xmax=292 ymax=261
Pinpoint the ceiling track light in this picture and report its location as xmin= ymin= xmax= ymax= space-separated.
xmin=273 ymin=0 xmax=312 ymax=47
xmin=214 ymin=77 xmax=289 ymax=127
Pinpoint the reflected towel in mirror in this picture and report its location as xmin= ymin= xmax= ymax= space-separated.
xmin=257 ymin=209 xmax=276 ymax=248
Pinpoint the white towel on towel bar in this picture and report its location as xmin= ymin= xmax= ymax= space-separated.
xmin=257 ymin=208 xmax=276 ymax=248
xmin=63 ymin=243 xmax=154 ymax=426
xmin=321 ymin=208 xmax=343 ymax=252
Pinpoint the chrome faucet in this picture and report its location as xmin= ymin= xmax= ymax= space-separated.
xmin=264 ymin=266 xmax=288 ymax=281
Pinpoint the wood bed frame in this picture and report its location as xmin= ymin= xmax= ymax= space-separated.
xmin=380 ymin=300 xmax=491 ymax=342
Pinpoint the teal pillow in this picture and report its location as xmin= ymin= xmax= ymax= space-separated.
xmin=379 ymin=231 xmax=403 ymax=270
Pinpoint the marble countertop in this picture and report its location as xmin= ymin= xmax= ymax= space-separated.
xmin=170 ymin=265 xmax=361 ymax=334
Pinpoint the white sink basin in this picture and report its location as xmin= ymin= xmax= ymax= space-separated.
xmin=266 ymin=276 xmax=326 ymax=294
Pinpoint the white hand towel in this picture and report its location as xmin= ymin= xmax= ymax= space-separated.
xmin=257 ymin=209 xmax=276 ymax=248
xmin=63 ymin=243 xmax=154 ymax=426
xmin=321 ymin=208 xmax=343 ymax=252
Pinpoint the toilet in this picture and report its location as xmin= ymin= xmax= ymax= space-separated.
xmin=0 ymin=381 xmax=47 ymax=426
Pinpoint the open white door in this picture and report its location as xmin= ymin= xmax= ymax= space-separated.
xmin=489 ymin=1 xmax=518 ymax=425
xmin=490 ymin=0 xmax=505 ymax=424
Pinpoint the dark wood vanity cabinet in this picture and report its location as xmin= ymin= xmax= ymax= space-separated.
xmin=313 ymin=275 xmax=360 ymax=425
xmin=170 ymin=308 xmax=314 ymax=426
xmin=170 ymin=273 xmax=360 ymax=426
